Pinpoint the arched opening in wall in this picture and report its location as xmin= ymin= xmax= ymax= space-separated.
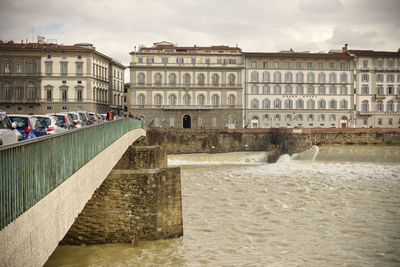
xmin=183 ymin=115 xmax=191 ymax=128
xmin=340 ymin=116 xmax=348 ymax=128
xmin=251 ymin=115 xmax=259 ymax=128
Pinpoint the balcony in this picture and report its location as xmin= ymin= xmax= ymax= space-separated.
xmin=374 ymin=94 xmax=385 ymax=100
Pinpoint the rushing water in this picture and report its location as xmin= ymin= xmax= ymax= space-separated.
xmin=45 ymin=145 xmax=400 ymax=267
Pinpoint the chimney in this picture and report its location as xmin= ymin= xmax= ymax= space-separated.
xmin=342 ymin=43 xmax=348 ymax=54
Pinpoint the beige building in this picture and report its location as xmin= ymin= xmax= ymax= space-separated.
xmin=0 ymin=39 xmax=124 ymax=115
xmin=348 ymin=48 xmax=400 ymax=128
xmin=129 ymin=41 xmax=244 ymax=128
xmin=244 ymin=48 xmax=354 ymax=128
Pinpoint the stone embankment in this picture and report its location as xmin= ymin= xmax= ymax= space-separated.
xmin=144 ymin=128 xmax=400 ymax=162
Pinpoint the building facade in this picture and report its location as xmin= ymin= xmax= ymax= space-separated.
xmin=109 ymin=60 xmax=126 ymax=116
xmin=348 ymin=48 xmax=400 ymax=128
xmin=244 ymin=49 xmax=354 ymax=128
xmin=129 ymin=42 xmax=244 ymax=128
xmin=0 ymin=40 xmax=124 ymax=115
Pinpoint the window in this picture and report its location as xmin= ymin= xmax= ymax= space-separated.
xmin=212 ymin=74 xmax=219 ymax=85
xmin=308 ymin=114 xmax=314 ymax=121
xmin=5 ymin=63 xmax=10 ymax=74
xmin=212 ymin=117 xmax=217 ymax=127
xmin=296 ymin=72 xmax=304 ymax=82
xmin=307 ymin=72 xmax=315 ymax=83
xmin=263 ymin=72 xmax=270 ymax=82
xmin=198 ymin=94 xmax=205 ymax=106
xmin=162 ymin=57 xmax=168 ymax=64
xmin=285 ymin=85 xmax=293 ymax=94
xmin=307 ymin=86 xmax=315 ymax=94
xmin=176 ymin=58 xmax=184 ymax=64
xmin=45 ymin=62 xmax=52 ymax=75
xmin=251 ymin=99 xmax=259 ymax=109
xmin=217 ymin=59 xmax=222 ymax=64
xmin=361 ymin=86 xmax=369 ymax=94
xmin=296 ymin=99 xmax=304 ymax=109
xmin=274 ymin=61 xmax=279 ymax=68
xmin=361 ymin=101 xmax=369 ymax=112
xmin=388 ymin=118 xmax=393 ymax=126
xmin=17 ymin=64 xmax=22 ymax=73
xmin=340 ymin=73 xmax=348 ymax=83
xmin=251 ymin=85 xmax=259 ymax=94
xmin=77 ymin=54 xmax=82 ymax=59
xmin=307 ymin=62 xmax=313 ymax=69
xmin=329 ymin=62 xmax=335 ymax=69
xmin=285 ymin=99 xmax=293 ymax=109
xmin=388 ymin=86 xmax=394 ymax=95
xmin=61 ymin=63 xmax=68 ymax=75
xmin=377 ymin=60 xmax=383 ymax=68
xmin=329 ymin=86 xmax=337 ymax=95
xmin=275 ymin=114 xmax=281 ymax=121
xmin=16 ymin=87 xmax=23 ymax=99
xmin=378 ymin=118 xmax=382 ymax=125
xmin=296 ymin=86 xmax=304 ymax=94
xmin=27 ymin=83 xmax=35 ymax=99
xmin=183 ymin=94 xmax=191 ymax=106
xmin=376 ymin=74 xmax=384 ymax=83
xmin=184 ymin=73 xmax=191 ymax=85
xmin=318 ymin=73 xmax=326 ymax=83
xmin=138 ymin=73 xmax=145 ymax=84
xmin=285 ymin=62 xmax=290 ymax=69
xmin=61 ymin=90 xmax=68 ymax=101
xmin=285 ymin=72 xmax=292 ymax=82
xmin=340 ymin=86 xmax=348 ymax=95
xmin=155 ymin=73 xmax=162 ymax=84
xmin=317 ymin=62 xmax=323 ymax=69
xmin=263 ymin=114 xmax=270 ymax=120
xmin=286 ymin=114 xmax=292 ymax=121
xmin=191 ymin=58 xmax=196 ymax=64
xmin=339 ymin=63 xmax=345 ymax=70
xmin=273 ymin=72 xmax=281 ymax=82
xmin=61 ymin=54 xmax=67 ymax=59
xmin=169 ymin=73 xmax=176 ymax=85
xmin=228 ymin=95 xmax=235 ymax=106
xmin=77 ymin=90 xmax=82 ymax=101
xmin=170 ymin=117 xmax=175 ymax=128
xmin=296 ymin=114 xmax=303 ymax=121
xmin=263 ymin=99 xmax=270 ymax=108
xmin=263 ymin=62 xmax=268 ymax=68
xmin=228 ymin=74 xmax=235 ymax=85
xmin=377 ymin=86 xmax=384 ymax=95
xmin=387 ymin=74 xmax=394 ymax=83
xmin=388 ymin=60 xmax=394 ymax=69
xmin=329 ymin=73 xmax=337 ymax=83
xmin=138 ymin=94 xmax=145 ymax=106
xmin=318 ymin=99 xmax=326 ymax=109
xmin=212 ymin=94 xmax=219 ymax=107
xmin=362 ymin=60 xmax=368 ymax=68
xmin=46 ymin=89 xmax=52 ymax=101
xmin=251 ymin=71 xmax=259 ymax=82
xmin=169 ymin=94 xmax=177 ymax=106
xmin=205 ymin=58 xmax=210 ymax=64
xmin=154 ymin=94 xmax=162 ymax=107
xmin=274 ymin=85 xmax=281 ymax=94
xmin=387 ymin=101 xmax=394 ymax=111
xmin=198 ymin=74 xmax=205 ymax=85
xmin=263 ymin=85 xmax=270 ymax=94
xmin=138 ymin=58 xmax=143 ymax=63
xmin=47 ymin=54 xmax=51 ymax=59
xmin=318 ymin=86 xmax=326 ymax=94
xmin=307 ymin=99 xmax=315 ymax=109
xmin=274 ymin=99 xmax=282 ymax=109
xmin=329 ymin=100 xmax=337 ymax=109
xmin=296 ymin=62 xmax=302 ymax=69
xmin=146 ymin=58 xmax=154 ymax=64
xmin=376 ymin=102 xmax=384 ymax=111
xmin=76 ymin=63 xmax=83 ymax=75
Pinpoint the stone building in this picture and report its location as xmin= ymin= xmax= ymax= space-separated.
xmin=348 ymin=47 xmax=400 ymax=128
xmin=129 ymin=41 xmax=244 ymax=129
xmin=0 ymin=39 xmax=124 ymax=115
xmin=109 ymin=60 xmax=126 ymax=116
xmin=243 ymin=48 xmax=354 ymax=128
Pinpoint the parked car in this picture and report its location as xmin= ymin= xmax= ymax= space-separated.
xmin=47 ymin=113 xmax=75 ymax=130
xmin=0 ymin=113 xmax=22 ymax=146
xmin=35 ymin=115 xmax=67 ymax=135
xmin=8 ymin=115 xmax=47 ymax=140
xmin=77 ymin=111 xmax=91 ymax=126
xmin=88 ymin=112 xmax=100 ymax=124
xmin=61 ymin=112 xmax=83 ymax=128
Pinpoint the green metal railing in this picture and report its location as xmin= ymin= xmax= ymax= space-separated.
xmin=0 ymin=118 xmax=145 ymax=230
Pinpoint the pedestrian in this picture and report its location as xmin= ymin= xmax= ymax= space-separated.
xmin=107 ymin=110 xmax=113 ymax=121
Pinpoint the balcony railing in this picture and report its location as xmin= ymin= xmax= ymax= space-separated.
xmin=0 ymin=118 xmax=145 ymax=231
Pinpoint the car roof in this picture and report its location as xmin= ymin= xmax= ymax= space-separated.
xmin=8 ymin=114 xmax=32 ymax=118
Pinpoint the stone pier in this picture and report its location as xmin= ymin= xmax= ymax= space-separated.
xmin=60 ymin=145 xmax=183 ymax=245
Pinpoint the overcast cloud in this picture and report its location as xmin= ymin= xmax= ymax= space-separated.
xmin=1 ymin=0 xmax=399 ymax=77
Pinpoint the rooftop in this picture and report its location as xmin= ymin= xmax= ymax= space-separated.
xmin=243 ymin=51 xmax=353 ymax=59
xmin=348 ymin=49 xmax=400 ymax=57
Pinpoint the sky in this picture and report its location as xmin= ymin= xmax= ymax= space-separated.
xmin=1 ymin=0 xmax=399 ymax=80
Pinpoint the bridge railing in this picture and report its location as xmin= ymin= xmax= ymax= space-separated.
xmin=0 ymin=118 xmax=145 ymax=231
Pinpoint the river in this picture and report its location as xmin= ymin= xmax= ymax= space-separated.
xmin=45 ymin=145 xmax=400 ymax=266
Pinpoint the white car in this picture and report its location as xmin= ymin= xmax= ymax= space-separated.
xmin=0 ymin=113 xmax=22 ymax=146
xmin=35 ymin=115 xmax=67 ymax=135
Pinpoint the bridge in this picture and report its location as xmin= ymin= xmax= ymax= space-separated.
xmin=0 ymin=119 xmax=147 ymax=267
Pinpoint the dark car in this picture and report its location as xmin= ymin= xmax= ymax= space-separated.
xmin=8 ymin=115 xmax=47 ymax=140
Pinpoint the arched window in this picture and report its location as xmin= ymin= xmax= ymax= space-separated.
xmin=251 ymin=71 xmax=259 ymax=82
xmin=387 ymin=101 xmax=394 ymax=111
xmin=263 ymin=72 xmax=270 ymax=82
xmin=296 ymin=114 xmax=304 ymax=121
xmin=340 ymin=99 xmax=348 ymax=109
xmin=273 ymin=72 xmax=281 ymax=82
xmin=296 ymin=86 xmax=304 ymax=94
xmin=169 ymin=94 xmax=177 ymax=106
xmin=251 ymin=99 xmax=259 ymax=109
xmin=340 ymin=73 xmax=348 ymax=83
xmin=329 ymin=73 xmax=337 ymax=83
xmin=154 ymin=94 xmax=162 ymax=107
xmin=263 ymin=85 xmax=270 ymax=94
xmin=285 ymin=72 xmax=292 ymax=82
xmin=169 ymin=73 xmax=176 ymax=85
xmin=318 ymin=86 xmax=326 ymax=94
xmin=285 ymin=85 xmax=293 ymax=94
xmin=137 ymin=93 xmax=145 ymax=106
xmin=154 ymin=73 xmax=162 ymax=84
xmin=274 ymin=85 xmax=281 ymax=94
xmin=212 ymin=74 xmax=219 ymax=85
xmin=251 ymin=85 xmax=259 ymax=94
xmin=296 ymin=99 xmax=304 ymax=109
xmin=307 ymin=72 xmax=315 ymax=83
xmin=184 ymin=73 xmax=191 ymax=85
xmin=228 ymin=94 xmax=236 ymax=106
xmin=212 ymin=94 xmax=220 ymax=107
xmin=307 ymin=99 xmax=315 ymax=109
xmin=296 ymin=72 xmax=304 ymax=82
xmin=376 ymin=74 xmax=384 ymax=83
xmin=198 ymin=94 xmax=205 ymax=106
xmin=318 ymin=99 xmax=326 ymax=109
xmin=228 ymin=115 xmax=236 ymax=124
xmin=274 ymin=99 xmax=282 ymax=109
xmin=198 ymin=74 xmax=205 ymax=85
xmin=319 ymin=114 xmax=326 ymax=121
xmin=318 ymin=73 xmax=326 ymax=83
xmin=329 ymin=86 xmax=337 ymax=95
xmin=376 ymin=100 xmax=384 ymax=111
xmin=307 ymin=86 xmax=315 ymax=94
xmin=183 ymin=94 xmax=191 ymax=106
xmin=138 ymin=73 xmax=145 ymax=84
xmin=330 ymin=114 xmax=336 ymax=121
xmin=340 ymin=86 xmax=348 ymax=95
xmin=27 ymin=83 xmax=35 ymax=99
xmin=361 ymin=100 xmax=369 ymax=112
xmin=329 ymin=99 xmax=337 ymax=109
xmin=228 ymin=74 xmax=235 ymax=85
xmin=285 ymin=99 xmax=293 ymax=109
xmin=263 ymin=99 xmax=270 ymax=109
